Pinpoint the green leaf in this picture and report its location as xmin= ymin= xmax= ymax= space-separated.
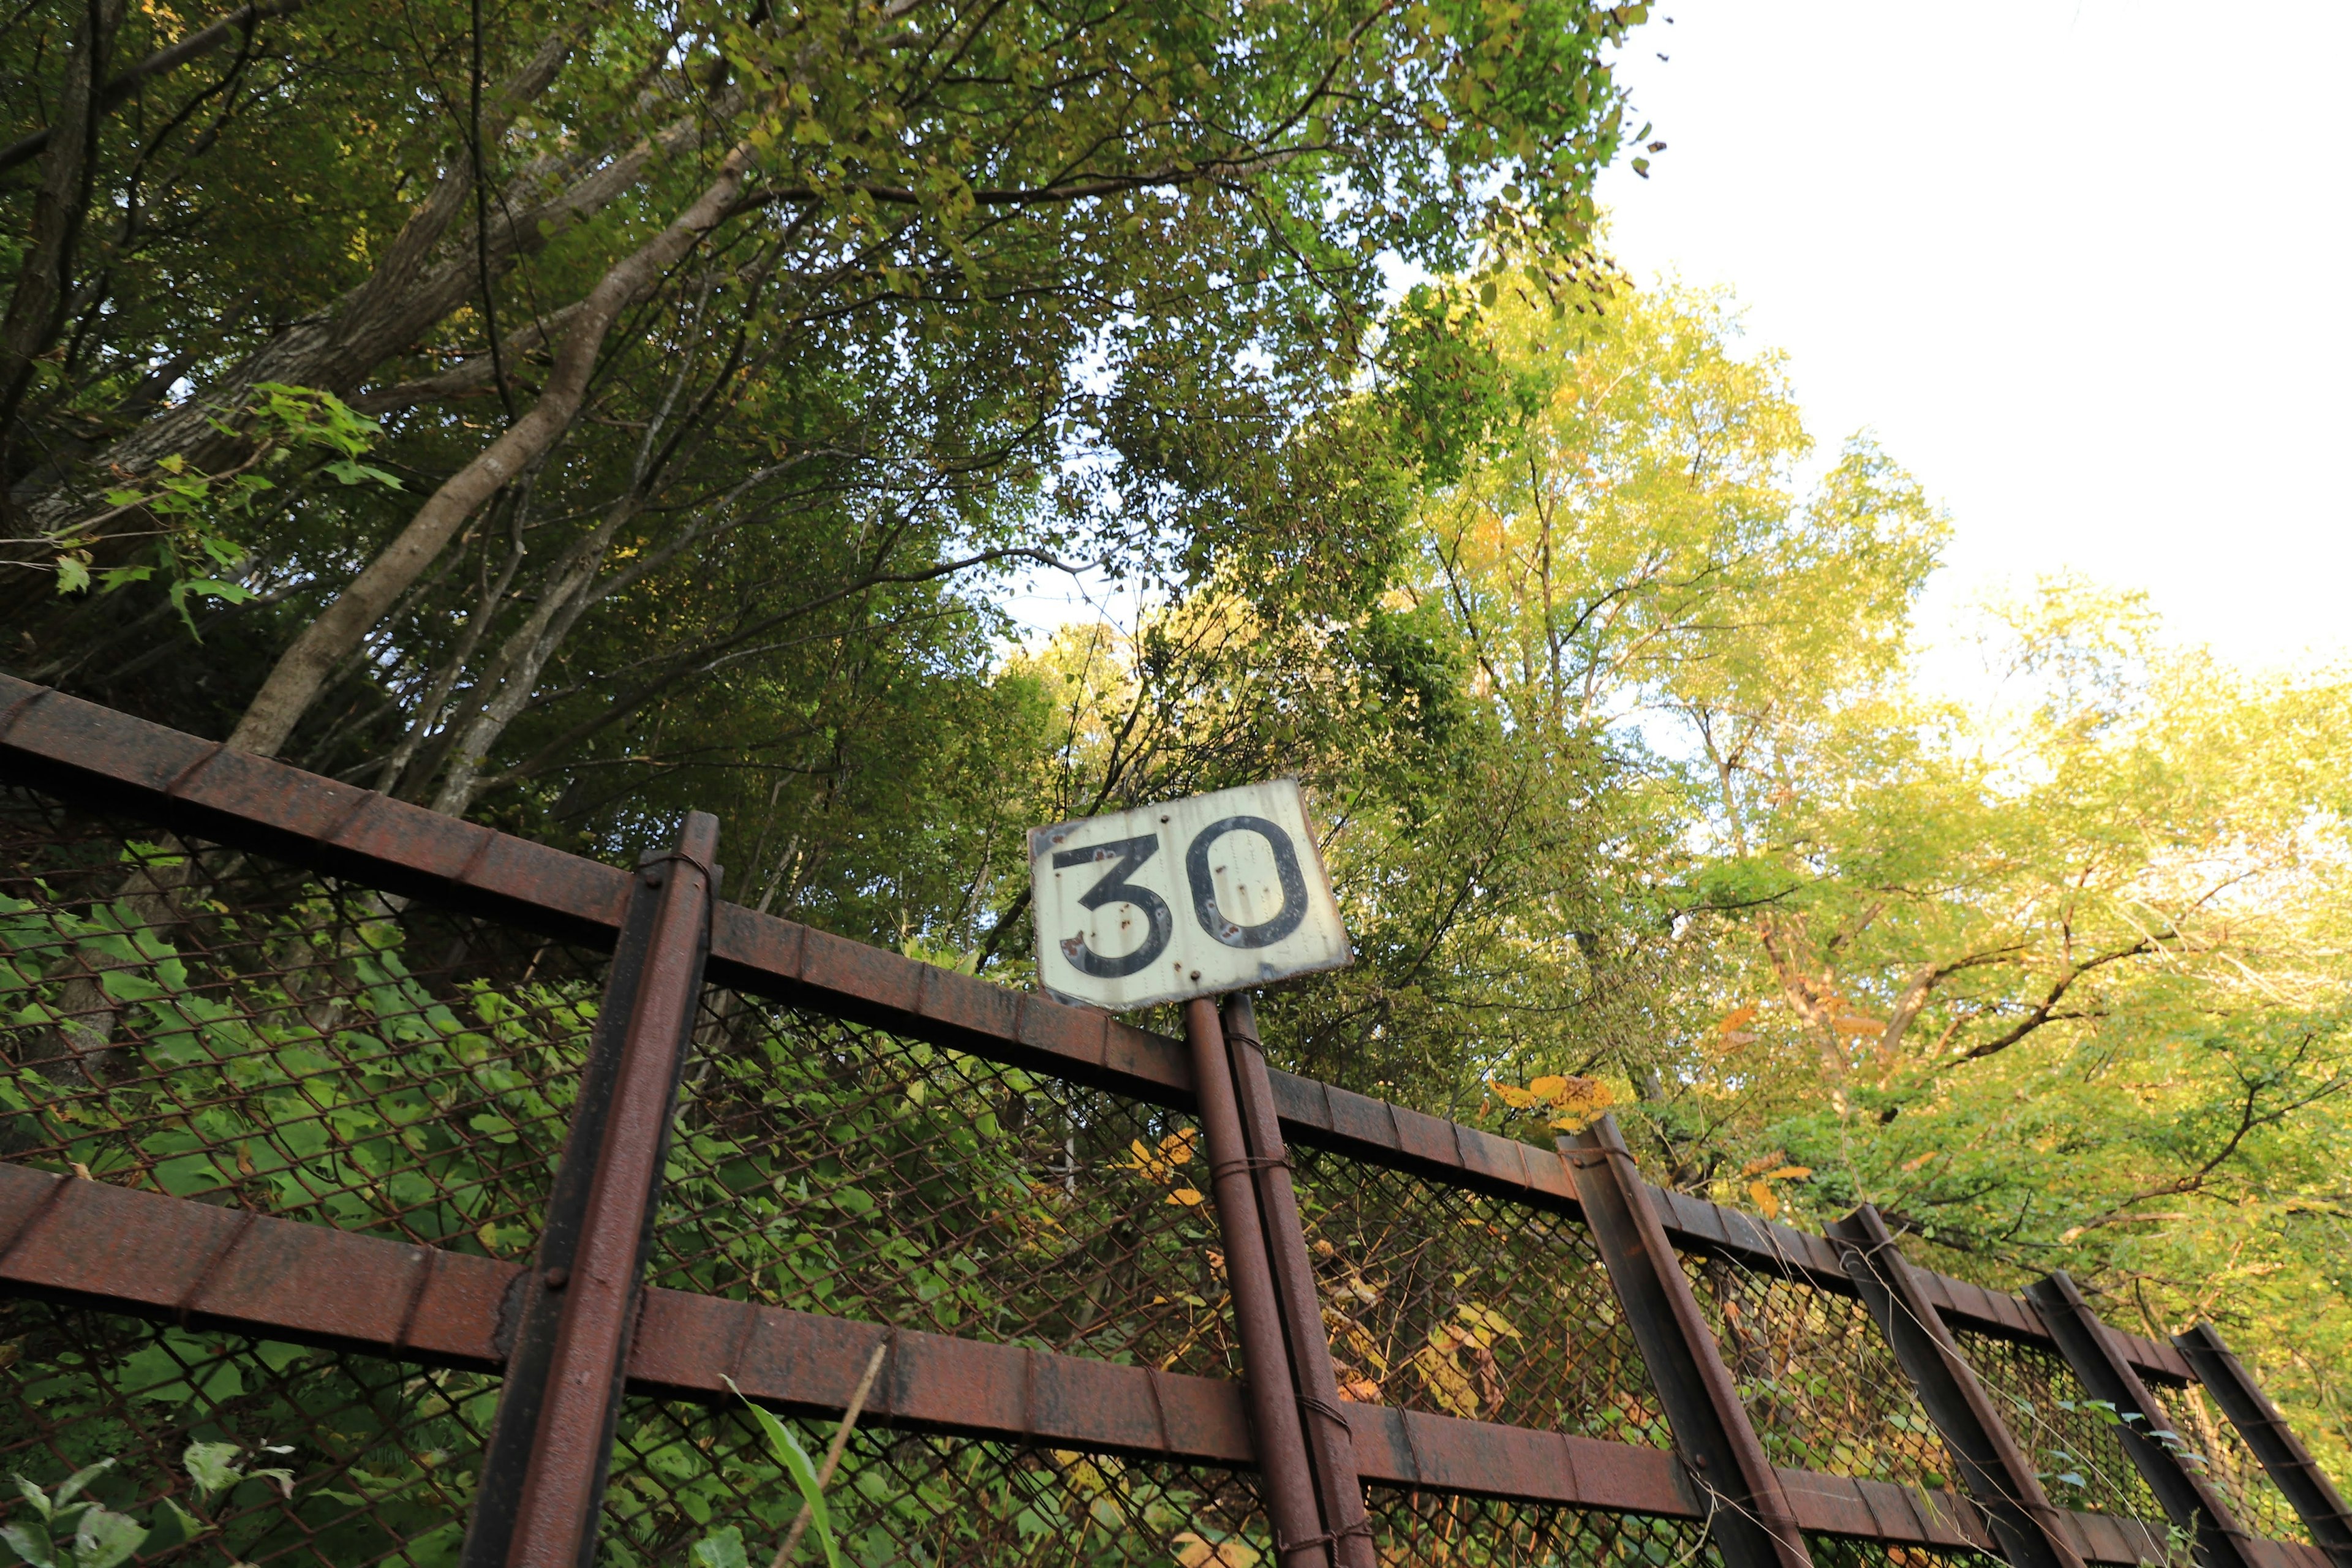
xmin=184 ymin=1441 xmax=243 ymax=1497
xmin=140 ymin=1498 xmax=207 ymax=1555
xmin=176 ymin=578 xmax=257 ymax=606
xmin=323 ymin=458 xmax=402 ymax=489
xmin=53 ymin=557 xmax=89 ymax=595
xmin=47 ymin=1464 xmax=110 ymax=1512
xmin=69 ymin=1509 xmax=145 ymax=1568
xmin=722 ymin=1376 xmax=840 ymax=1568
xmin=0 ymin=1521 xmax=55 ymax=1568
xmin=10 ymin=1476 xmax=50 ymax=1520
xmin=688 ymin=1527 xmax=749 ymax=1568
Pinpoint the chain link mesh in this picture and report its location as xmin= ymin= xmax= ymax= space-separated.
xmin=650 ymin=990 xmax=1237 ymax=1374
xmin=603 ymin=1398 xmax=1272 ymax=1566
xmin=0 ymin=779 xmax=2336 ymax=1562
xmin=1289 ymin=1145 xmax=1668 ymax=1443
xmin=0 ymin=1298 xmax=491 ymax=1566
xmin=1678 ymin=1248 xmax=1959 ymax=1488
xmin=1363 ymin=1486 xmax=1721 ymax=1566
xmin=1804 ymin=1537 xmax=2005 ymax=1568
xmin=2149 ymin=1381 xmax=2310 ymax=1545
xmin=1954 ymin=1330 xmax=2166 ymax=1525
xmin=0 ymin=791 xmax=602 ymax=1262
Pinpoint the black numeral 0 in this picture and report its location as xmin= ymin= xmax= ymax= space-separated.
xmin=1052 ymin=834 xmax=1174 ymax=978
xmin=1186 ymin=816 xmax=1308 ymax=949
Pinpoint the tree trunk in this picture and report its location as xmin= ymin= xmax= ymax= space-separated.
xmin=425 ymin=494 xmax=644 ymax=815
xmin=225 ymin=143 xmax=755 ymax=758
xmin=6 ymin=28 xmax=578 ymax=538
xmin=0 ymin=0 xmax=124 ymax=454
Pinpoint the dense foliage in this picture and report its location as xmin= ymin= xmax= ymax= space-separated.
xmin=5 ymin=0 xmax=2349 ymax=1535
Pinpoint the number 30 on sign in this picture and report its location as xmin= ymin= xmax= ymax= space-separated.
xmin=1028 ymin=779 xmax=1354 ymax=1011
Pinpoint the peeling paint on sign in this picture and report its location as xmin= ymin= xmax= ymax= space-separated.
xmin=1028 ymin=779 xmax=1353 ymax=1011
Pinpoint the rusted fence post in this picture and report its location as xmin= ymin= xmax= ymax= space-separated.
xmin=461 ymin=814 xmax=719 ymax=1568
xmin=1183 ymin=996 xmax=1331 ymax=1567
xmin=2028 ymin=1272 xmax=2258 ymax=1568
xmin=1828 ymin=1205 xmax=2086 ymax=1568
xmin=1220 ymin=993 xmax=1375 ymax=1568
xmin=2174 ymin=1323 xmax=2352 ymax=1568
xmin=1564 ymin=1115 xmax=1812 ymax=1568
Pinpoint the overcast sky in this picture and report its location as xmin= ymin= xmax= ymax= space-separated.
xmin=1593 ymin=0 xmax=2352 ymax=676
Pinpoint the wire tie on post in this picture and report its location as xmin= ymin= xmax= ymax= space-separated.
xmin=1276 ymin=1518 xmax=1376 ymax=1552
xmin=1294 ymin=1390 xmax=1353 ymax=1427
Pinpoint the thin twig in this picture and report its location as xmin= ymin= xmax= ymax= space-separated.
xmin=771 ymin=1340 xmax=889 ymax=1568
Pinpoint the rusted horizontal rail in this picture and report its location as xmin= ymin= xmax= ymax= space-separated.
xmin=0 ymin=678 xmax=2190 ymax=1384
xmin=0 ymin=1163 xmax=2288 ymax=1567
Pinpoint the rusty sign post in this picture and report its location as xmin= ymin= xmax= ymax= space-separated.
xmin=1035 ymin=783 xmax=1366 ymax=1564
xmin=1222 ymin=991 xmax=1376 ymax=1568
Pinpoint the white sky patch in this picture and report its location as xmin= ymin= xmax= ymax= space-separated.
xmin=1595 ymin=0 xmax=2352 ymax=688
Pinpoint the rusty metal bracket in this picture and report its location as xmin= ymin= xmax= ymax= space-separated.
xmin=2028 ymin=1272 xmax=2258 ymax=1568
xmin=1221 ymin=993 xmax=1374 ymax=1568
xmin=1828 ymin=1204 xmax=2086 ymax=1568
xmin=2174 ymin=1323 xmax=2352 ymax=1568
xmin=1564 ymin=1115 xmax=1812 ymax=1568
xmin=462 ymin=814 xmax=719 ymax=1568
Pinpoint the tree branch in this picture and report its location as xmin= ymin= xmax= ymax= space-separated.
xmin=0 ymin=0 xmax=304 ymax=176
xmin=1959 ymin=933 xmax=2157 ymax=1061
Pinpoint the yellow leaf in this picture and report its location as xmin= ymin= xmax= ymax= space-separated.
xmin=1457 ymin=1303 xmax=1523 ymax=1343
xmin=1488 ymin=1079 xmax=1537 ymax=1109
xmin=1748 ymin=1181 xmax=1780 ymax=1219
xmin=1528 ymin=1075 xmax=1569 ymax=1101
xmin=1765 ymin=1166 xmax=1811 ymax=1182
xmin=1166 ymin=1187 xmax=1205 ymax=1207
xmin=1409 ymin=1336 xmax=1485 ymax=1420
xmin=1551 ymin=1075 xmax=1614 ymax=1114
xmin=1340 ymin=1324 xmax=1389 ymax=1376
xmin=1173 ymin=1531 xmax=1261 ymax=1567
xmin=1901 ymin=1150 xmax=1939 ymax=1172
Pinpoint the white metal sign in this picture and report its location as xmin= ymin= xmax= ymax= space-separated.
xmin=1029 ymin=779 xmax=1352 ymax=1012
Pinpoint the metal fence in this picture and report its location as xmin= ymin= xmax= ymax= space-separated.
xmin=0 ymin=677 xmax=2345 ymax=1568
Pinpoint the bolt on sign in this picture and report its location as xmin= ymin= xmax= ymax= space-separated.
xmin=1030 ymin=779 xmax=1354 ymax=1011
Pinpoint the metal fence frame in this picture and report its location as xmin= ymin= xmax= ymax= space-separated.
xmin=0 ymin=674 xmax=2346 ymax=1568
